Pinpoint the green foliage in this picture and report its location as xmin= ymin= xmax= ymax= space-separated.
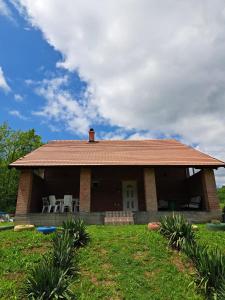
xmin=159 ymin=214 xmax=195 ymax=250
xmin=217 ymin=280 xmax=225 ymax=300
xmin=0 ymin=226 xmax=203 ymax=300
xmin=217 ymin=186 xmax=225 ymax=206
xmin=0 ymin=122 xmax=42 ymax=212
xmin=24 ymin=258 xmax=75 ymax=300
xmin=62 ymin=218 xmax=90 ymax=248
xmin=183 ymin=242 xmax=225 ymax=298
xmin=51 ymin=231 xmax=77 ymax=274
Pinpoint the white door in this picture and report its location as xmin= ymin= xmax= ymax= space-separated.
xmin=122 ymin=181 xmax=138 ymax=211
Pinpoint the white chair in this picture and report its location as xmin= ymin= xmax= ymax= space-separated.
xmin=48 ymin=195 xmax=60 ymax=213
xmin=42 ymin=197 xmax=49 ymax=213
xmin=73 ymin=198 xmax=80 ymax=212
xmin=62 ymin=195 xmax=73 ymax=213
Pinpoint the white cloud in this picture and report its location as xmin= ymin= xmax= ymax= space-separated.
xmin=32 ymin=76 xmax=91 ymax=135
xmin=0 ymin=66 xmax=10 ymax=92
xmin=0 ymin=0 xmax=12 ymax=18
xmin=15 ymin=0 xmax=225 ymax=185
xmin=9 ymin=110 xmax=28 ymax=120
xmin=14 ymin=93 xmax=23 ymax=101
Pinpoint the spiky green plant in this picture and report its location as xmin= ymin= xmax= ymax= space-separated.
xmin=183 ymin=242 xmax=225 ymax=298
xmin=62 ymin=218 xmax=90 ymax=248
xmin=24 ymin=258 xmax=75 ymax=299
xmin=159 ymin=214 xmax=195 ymax=250
xmin=217 ymin=280 xmax=225 ymax=300
xmin=51 ymin=231 xmax=77 ymax=275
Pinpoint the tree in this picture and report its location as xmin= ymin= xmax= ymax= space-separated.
xmin=217 ymin=186 xmax=225 ymax=207
xmin=0 ymin=122 xmax=43 ymax=213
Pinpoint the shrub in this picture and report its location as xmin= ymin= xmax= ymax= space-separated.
xmin=24 ymin=258 xmax=75 ymax=299
xmin=159 ymin=214 xmax=195 ymax=250
xmin=183 ymin=242 xmax=225 ymax=297
xmin=211 ymin=219 xmax=221 ymax=224
xmin=62 ymin=218 xmax=90 ymax=248
xmin=51 ymin=231 xmax=77 ymax=275
xmin=217 ymin=280 xmax=225 ymax=300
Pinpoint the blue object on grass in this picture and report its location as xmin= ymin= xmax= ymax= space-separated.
xmin=37 ymin=226 xmax=56 ymax=234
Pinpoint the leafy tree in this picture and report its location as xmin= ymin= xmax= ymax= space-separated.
xmin=217 ymin=186 xmax=225 ymax=207
xmin=0 ymin=122 xmax=42 ymax=213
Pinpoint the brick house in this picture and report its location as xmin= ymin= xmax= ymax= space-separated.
xmin=10 ymin=129 xmax=225 ymax=225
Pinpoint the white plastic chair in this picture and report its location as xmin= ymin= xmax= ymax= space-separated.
xmin=42 ymin=197 xmax=49 ymax=213
xmin=48 ymin=195 xmax=60 ymax=213
xmin=73 ymin=198 xmax=80 ymax=212
xmin=62 ymin=195 xmax=73 ymax=213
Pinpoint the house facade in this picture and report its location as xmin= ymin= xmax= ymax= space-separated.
xmin=10 ymin=129 xmax=225 ymax=225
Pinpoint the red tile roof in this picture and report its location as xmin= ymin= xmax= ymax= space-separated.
xmin=10 ymin=139 xmax=225 ymax=168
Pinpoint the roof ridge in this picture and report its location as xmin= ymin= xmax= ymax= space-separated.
xmin=176 ymin=140 xmax=225 ymax=165
xmin=48 ymin=139 xmax=176 ymax=143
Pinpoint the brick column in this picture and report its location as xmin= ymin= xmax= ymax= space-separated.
xmin=144 ymin=168 xmax=158 ymax=211
xmin=201 ymin=169 xmax=220 ymax=211
xmin=16 ymin=169 xmax=33 ymax=215
xmin=79 ymin=167 xmax=91 ymax=212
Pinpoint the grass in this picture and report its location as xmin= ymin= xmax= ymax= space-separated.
xmin=70 ymin=226 xmax=203 ymax=300
xmin=0 ymin=222 xmax=13 ymax=227
xmin=2 ymin=223 xmax=224 ymax=299
xmin=0 ymin=229 xmax=52 ymax=299
xmin=0 ymin=225 xmax=203 ymax=300
xmin=196 ymin=224 xmax=225 ymax=252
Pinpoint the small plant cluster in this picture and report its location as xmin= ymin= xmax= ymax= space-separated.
xmin=160 ymin=214 xmax=225 ymax=299
xmin=24 ymin=219 xmax=90 ymax=300
xmin=159 ymin=214 xmax=195 ymax=250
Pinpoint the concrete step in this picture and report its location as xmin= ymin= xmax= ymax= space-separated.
xmin=104 ymin=211 xmax=134 ymax=225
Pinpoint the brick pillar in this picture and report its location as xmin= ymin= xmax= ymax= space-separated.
xmin=79 ymin=167 xmax=91 ymax=212
xmin=16 ymin=169 xmax=33 ymax=214
xmin=144 ymin=168 xmax=158 ymax=211
xmin=201 ymin=169 xmax=220 ymax=211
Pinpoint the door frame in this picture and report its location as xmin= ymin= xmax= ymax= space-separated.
xmin=122 ymin=180 xmax=138 ymax=211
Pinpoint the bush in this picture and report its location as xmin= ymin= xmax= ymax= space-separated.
xmin=183 ymin=242 xmax=225 ymax=298
xmin=62 ymin=218 xmax=90 ymax=248
xmin=159 ymin=214 xmax=195 ymax=250
xmin=217 ymin=280 xmax=225 ymax=300
xmin=52 ymin=231 xmax=77 ymax=275
xmin=24 ymin=258 xmax=75 ymax=299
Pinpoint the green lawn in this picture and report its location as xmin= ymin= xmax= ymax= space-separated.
xmin=196 ymin=224 xmax=225 ymax=252
xmin=0 ymin=222 xmax=13 ymax=227
xmin=1 ymin=224 xmax=224 ymax=300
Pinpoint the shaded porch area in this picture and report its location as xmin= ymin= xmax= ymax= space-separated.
xmin=15 ymin=165 xmax=221 ymax=224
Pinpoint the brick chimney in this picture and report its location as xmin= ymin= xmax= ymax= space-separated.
xmin=89 ymin=128 xmax=95 ymax=142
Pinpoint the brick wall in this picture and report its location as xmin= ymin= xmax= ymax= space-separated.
xmin=79 ymin=167 xmax=91 ymax=212
xmin=144 ymin=168 xmax=158 ymax=211
xmin=201 ymin=169 xmax=220 ymax=211
xmin=16 ymin=169 xmax=33 ymax=214
xmin=91 ymin=166 xmax=145 ymax=212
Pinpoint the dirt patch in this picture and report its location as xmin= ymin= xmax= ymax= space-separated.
xmin=102 ymin=280 xmax=116 ymax=287
xmin=133 ymin=251 xmax=149 ymax=261
xmin=144 ymin=268 xmax=161 ymax=278
xmin=90 ymin=276 xmax=115 ymax=287
xmin=82 ymin=270 xmax=115 ymax=287
xmin=171 ymin=254 xmax=186 ymax=272
xmin=4 ymin=272 xmax=25 ymax=281
xmin=90 ymin=275 xmax=99 ymax=285
xmin=101 ymin=263 xmax=112 ymax=270
xmin=22 ymin=244 xmax=50 ymax=255
xmin=171 ymin=251 xmax=195 ymax=273
xmin=99 ymin=248 xmax=108 ymax=255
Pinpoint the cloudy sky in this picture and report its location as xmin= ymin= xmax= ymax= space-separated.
xmin=0 ymin=0 xmax=225 ymax=185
